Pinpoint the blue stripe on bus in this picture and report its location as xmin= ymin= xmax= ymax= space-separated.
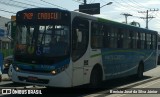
xmin=16 ymin=58 xmax=70 ymax=72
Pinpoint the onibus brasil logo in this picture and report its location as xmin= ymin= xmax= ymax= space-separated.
xmin=2 ymin=89 xmax=42 ymax=94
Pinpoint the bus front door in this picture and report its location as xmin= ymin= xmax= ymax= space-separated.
xmin=72 ymin=17 xmax=89 ymax=86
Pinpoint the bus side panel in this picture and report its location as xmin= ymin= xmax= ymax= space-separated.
xmin=89 ymin=49 xmax=104 ymax=78
xmin=143 ymin=50 xmax=157 ymax=72
xmin=101 ymin=49 xmax=157 ymax=80
xmin=101 ymin=48 xmax=140 ymax=79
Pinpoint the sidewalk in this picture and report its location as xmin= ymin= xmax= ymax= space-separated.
xmin=144 ymin=65 xmax=160 ymax=77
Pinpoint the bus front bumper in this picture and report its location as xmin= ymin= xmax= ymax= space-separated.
xmin=12 ymin=69 xmax=72 ymax=87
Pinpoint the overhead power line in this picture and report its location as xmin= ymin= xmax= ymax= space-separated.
xmin=0 ymin=0 xmax=67 ymax=9
xmin=0 ymin=0 xmax=69 ymax=15
xmin=25 ymin=0 xmax=52 ymax=7
xmin=0 ymin=9 xmax=16 ymax=14
xmin=9 ymin=0 xmax=39 ymax=7
xmin=72 ymin=0 xmax=83 ymax=4
xmin=0 ymin=0 xmax=27 ymax=8
xmin=112 ymin=0 xmax=143 ymax=11
xmin=0 ymin=0 xmax=41 ymax=9
xmin=39 ymin=0 xmax=67 ymax=10
xmin=128 ymin=0 xmax=149 ymax=10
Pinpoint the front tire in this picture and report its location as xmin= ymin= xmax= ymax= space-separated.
xmin=135 ymin=63 xmax=144 ymax=79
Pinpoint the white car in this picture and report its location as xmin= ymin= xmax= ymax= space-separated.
xmin=3 ymin=55 xmax=13 ymax=74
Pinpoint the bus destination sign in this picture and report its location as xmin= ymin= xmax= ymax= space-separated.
xmin=16 ymin=8 xmax=70 ymax=25
xmin=23 ymin=12 xmax=61 ymax=20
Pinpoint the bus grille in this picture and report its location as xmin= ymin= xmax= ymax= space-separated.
xmin=18 ymin=76 xmax=49 ymax=84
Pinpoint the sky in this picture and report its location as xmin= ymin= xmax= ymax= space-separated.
xmin=0 ymin=0 xmax=160 ymax=32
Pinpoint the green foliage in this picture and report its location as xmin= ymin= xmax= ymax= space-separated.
xmin=1 ymin=49 xmax=13 ymax=58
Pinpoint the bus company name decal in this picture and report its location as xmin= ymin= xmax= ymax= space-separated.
xmin=1 ymin=89 xmax=42 ymax=95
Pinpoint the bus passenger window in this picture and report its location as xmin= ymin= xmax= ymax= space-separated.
xmin=140 ymin=33 xmax=145 ymax=49
xmin=91 ymin=23 xmax=105 ymax=48
xmin=123 ymin=30 xmax=129 ymax=49
xmin=117 ymin=29 xmax=123 ymax=48
xmin=152 ymin=34 xmax=156 ymax=49
xmin=137 ymin=32 xmax=141 ymax=49
xmin=146 ymin=34 xmax=151 ymax=49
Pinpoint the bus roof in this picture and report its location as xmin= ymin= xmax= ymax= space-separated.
xmin=17 ymin=8 xmax=69 ymax=13
xmin=71 ymin=10 xmax=157 ymax=34
xmin=16 ymin=8 xmax=158 ymax=34
xmin=97 ymin=17 xmax=157 ymax=33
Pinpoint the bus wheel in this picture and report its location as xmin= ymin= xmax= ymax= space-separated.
xmin=136 ymin=63 xmax=144 ymax=79
xmin=90 ymin=65 xmax=102 ymax=88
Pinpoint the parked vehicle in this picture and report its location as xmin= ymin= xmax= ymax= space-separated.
xmin=3 ymin=55 xmax=13 ymax=75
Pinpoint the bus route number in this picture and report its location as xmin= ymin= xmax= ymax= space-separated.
xmin=23 ymin=13 xmax=33 ymax=20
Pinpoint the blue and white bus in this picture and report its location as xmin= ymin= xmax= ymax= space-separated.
xmin=12 ymin=8 xmax=158 ymax=88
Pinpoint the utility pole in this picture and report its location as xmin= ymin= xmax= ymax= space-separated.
xmin=138 ymin=9 xmax=159 ymax=29
xmin=84 ymin=0 xmax=86 ymax=4
xmin=121 ymin=13 xmax=132 ymax=24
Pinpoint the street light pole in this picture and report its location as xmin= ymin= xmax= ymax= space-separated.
xmin=100 ymin=2 xmax=113 ymax=8
xmin=84 ymin=0 xmax=86 ymax=4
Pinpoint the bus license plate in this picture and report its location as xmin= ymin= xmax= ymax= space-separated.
xmin=28 ymin=76 xmax=38 ymax=81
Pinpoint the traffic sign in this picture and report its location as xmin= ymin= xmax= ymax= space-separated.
xmin=79 ymin=3 xmax=100 ymax=14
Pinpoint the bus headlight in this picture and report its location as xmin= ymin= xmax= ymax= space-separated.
xmin=16 ymin=67 xmax=20 ymax=71
xmin=13 ymin=65 xmax=20 ymax=72
xmin=51 ymin=70 xmax=56 ymax=75
xmin=50 ymin=64 xmax=69 ymax=75
xmin=4 ymin=63 xmax=9 ymax=67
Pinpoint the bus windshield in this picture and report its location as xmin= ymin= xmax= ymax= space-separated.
xmin=15 ymin=24 xmax=70 ymax=64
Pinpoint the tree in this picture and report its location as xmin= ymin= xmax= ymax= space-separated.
xmin=130 ymin=21 xmax=140 ymax=27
